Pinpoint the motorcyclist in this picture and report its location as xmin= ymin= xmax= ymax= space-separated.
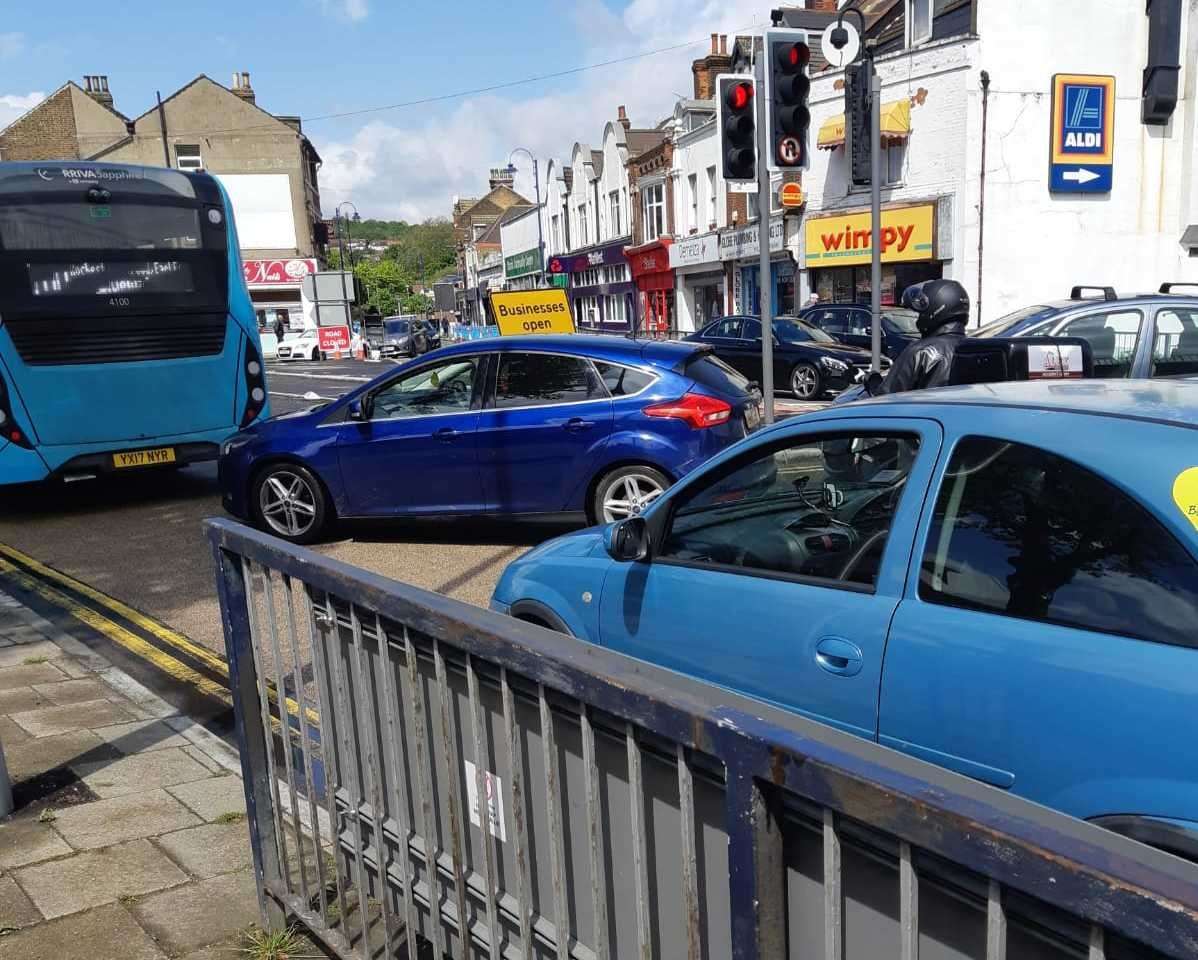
xmin=870 ymin=279 xmax=971 ymax=395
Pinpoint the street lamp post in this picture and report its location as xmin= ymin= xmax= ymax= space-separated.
xmin=334 ymin=201 xmax=360 ymax=319
xmin=506 ymin=148 xmax=544 ymax=288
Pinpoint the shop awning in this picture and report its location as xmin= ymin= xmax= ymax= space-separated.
xmin=817 ymin=98 xmax=911 ymax=150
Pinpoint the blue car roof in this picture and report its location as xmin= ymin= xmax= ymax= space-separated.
xmin=849 ymin=378 xmax=1198 ymax=429
xmin=436 ymin=334 xmax=705 ymax=370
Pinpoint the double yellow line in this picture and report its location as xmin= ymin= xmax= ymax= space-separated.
xmin=0 ymin=542 xmax=317 ymax=729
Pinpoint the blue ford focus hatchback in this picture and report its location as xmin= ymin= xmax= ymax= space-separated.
xmin=492 ymin=380 xmax=1198 ymax=858
xmin=219 ymin=335 xmax=763 ymax=543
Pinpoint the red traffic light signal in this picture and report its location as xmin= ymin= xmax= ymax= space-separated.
xmin=726 ymin=80 xmax=753 ymax=111
xmin=766 ymin=28 xmax=812 ymax=172
xmin=717 ymin=75 xmax=757 ymax=182
xmin=782 ymin=42 xmax=811 ymax=70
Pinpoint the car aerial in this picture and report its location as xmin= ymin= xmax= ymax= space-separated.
xmin=686 ymin=315 xmax=886 ymax=400
xmin=977 ymin=283 xmax=1198 ymax=379
xmin=491 ymin=379 xmax=1198 ymax=855
xmin=799 ymin=302 xmax=920 ymax=359
xmin=275 ymin=328 xmax=322 ymax=362
xmin=219 ymin=334 xmax=764 ymax=543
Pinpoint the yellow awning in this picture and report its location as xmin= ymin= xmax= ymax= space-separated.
xmin=817 ymin=99 xmax=911 ymax=150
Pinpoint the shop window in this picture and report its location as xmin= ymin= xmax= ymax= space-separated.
xmin=642 ymin=183 xmax=665 ymax=241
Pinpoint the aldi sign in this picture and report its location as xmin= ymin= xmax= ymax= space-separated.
xmin=1049 ymin=74 xmax=1115 ymax=194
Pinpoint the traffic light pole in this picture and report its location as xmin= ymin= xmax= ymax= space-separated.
xmin=870 ymin=61 xmax=883 ymax=372
xmin=756 ymin=54 xmax=775 ymax=424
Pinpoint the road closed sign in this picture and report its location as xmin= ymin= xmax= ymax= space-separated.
xmin=489 ymin=289 xmax=575 ymax=336
xmin=318 ymin=325 xmax=351 ymax=354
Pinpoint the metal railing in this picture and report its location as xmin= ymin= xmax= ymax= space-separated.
xmin=207 ymin=517 xmax=1198 ymax=960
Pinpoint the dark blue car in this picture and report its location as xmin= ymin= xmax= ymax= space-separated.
xmin=219 ymin=335 xmax=763 ymax=542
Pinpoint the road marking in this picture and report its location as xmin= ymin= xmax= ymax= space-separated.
xmin=270 ymin=391 xmax=335 ymax=401
xmin=265 ymin=370 xmax=373 ymax=383
xmin=0 ymin=542 xmax=317 ymax=727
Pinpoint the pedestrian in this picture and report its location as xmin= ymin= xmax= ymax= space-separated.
xmin=805 ymin=292 xmax=820 ymax=309
xmin=273 ymin=314 xmax=285 ymax=342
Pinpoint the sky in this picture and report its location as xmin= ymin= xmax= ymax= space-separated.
xmin=0 ymin=0 xmax=771 ymax=223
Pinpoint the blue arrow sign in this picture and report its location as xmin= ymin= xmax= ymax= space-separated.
xmin=1049 ymin=74 xmax=1115 ymax=194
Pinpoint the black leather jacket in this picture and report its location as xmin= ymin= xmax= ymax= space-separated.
xmin=873 ymin=321 xmax=968 ymax=395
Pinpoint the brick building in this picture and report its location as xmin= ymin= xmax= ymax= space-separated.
xmin=453 ymin=168 xmax=530 ymax=324
xmin=0 ymin=72 xmax=324 ymax=330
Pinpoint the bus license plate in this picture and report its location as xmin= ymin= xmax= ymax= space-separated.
xmin=113 ymin=447 xmax=176 ymax=469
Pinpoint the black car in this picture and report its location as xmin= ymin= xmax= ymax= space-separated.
xmin=799 ymin=303 xmax=920 ymax=359
xmin=686 ymin=315 xmax=882 ymax=399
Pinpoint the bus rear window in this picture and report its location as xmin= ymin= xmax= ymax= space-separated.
xmin=0 ymin=203 xmax=202 ymax=251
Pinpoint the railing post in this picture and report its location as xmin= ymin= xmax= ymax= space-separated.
xmin=211 ymin=542 xmax=286 ymax=930
xmin=724 ymin=759 xmax=787 ymax=960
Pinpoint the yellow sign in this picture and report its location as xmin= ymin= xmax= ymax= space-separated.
xmin=805 ymin=203 xmax=935 ymax=268
xmin=113 ymin=447 xmax=177 ymax=469
xmin=489 ymin=289 xmax=575 ymax=336
xmin=1172 ymin=467 xmax=1198 ymax=533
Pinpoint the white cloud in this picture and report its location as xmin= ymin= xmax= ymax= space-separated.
xmin=313 ymin=0 xmax=767 ymax=221
xmin=0 ymin=33 xmax=24 ymax=59
xmin=321 ymin=0 xmax=368 ymax=21
xmin=0 ymin=92 xmax=46 ymax=131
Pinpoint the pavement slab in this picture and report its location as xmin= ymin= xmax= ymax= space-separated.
xmin=30 ymin=678 xmax=113 ymax=705
xmin=0 ymin=641 xmax=61 ymax=669
xmin=72 ymin=747 xmax=213 ymax=799
xmin=9 ymin=698 xmax=137 ymax=738
xmin=50 ymin=657 xmax=93 ymax=680
xmin=0 ymin=714 xmax=31 ymax=746
xmin=154 ymin=821 xmax=255 ymax=879
xmin=3 ymin=729 xmax=115 ymax=782
xmin=131 ymin=870 xmax=260 ymax=955
xmin=0 ymin=875 xmax=42 ymax=931
xmin=0 ymin=661 xmax=66 ymax=690
xmin=92 ymin=718 xmax=192 ymax=755
xmin=166 ymin=773 xmax=247 ymax=822
xmin=0 ymin=685 xmax=52 ymax=715
xmin=14 ymin=839 xmax=189 ymax=919
xmin=0 ymin=903 xmax=166 ymax=960
xmin=50 ymin=789 xmax=201 ymax=850
xmin=0 ymin=817 xmax=73 ymax=871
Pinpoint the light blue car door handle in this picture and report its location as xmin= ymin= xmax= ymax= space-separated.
xmin=815 ymin=637 xmax=864 ymax=677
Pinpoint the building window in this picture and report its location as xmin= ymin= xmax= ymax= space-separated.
xmin=577 ymin=205 xmax=589 ymax=247
xmin=609 ymin=190 xmax=622 ymax=237
xmin=688 ymin=173 xmax=699 ymax=233
xmin=642 ymin=183 xmax=665 ymax=241
xmin=551 ymin=215 xmax=561 ymax=253
xmin=748 ymin=189 xmax=760 ymax=222
xmin=909 ymin=0 xmax=932 ymax=44
xmin=602 ymin=264 xmax=628 ymax=285
xmin=174 ymin=143 xmax=203 ymax=171
xmin=706 ymin=166 xmax=717 ymax=227
xmin=884 ymin=142 xmax=906 ymax=185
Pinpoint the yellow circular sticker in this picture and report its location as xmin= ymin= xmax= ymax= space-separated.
xmin=1172 ymin=467 xmax=1198 ymax=532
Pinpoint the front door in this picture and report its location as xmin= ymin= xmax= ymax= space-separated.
xmin=880 ymin=433 xmax=1198 ymax=817
xmin=336 ymin=354 xmax=485 ymax=516
xmin=599 ymin=419 xmax=941 ymax=738
xmin=474 ymin=351 xmax=614 ymax=514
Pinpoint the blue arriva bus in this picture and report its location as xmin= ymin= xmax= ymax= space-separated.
xmin=0 ymin=161 xmax=269 ymax=485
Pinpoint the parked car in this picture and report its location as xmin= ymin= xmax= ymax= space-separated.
xmin=977 ymin=284 xmax=1198 ymax=379
xmin=799 ymin=303 xmax=920 ymax=359
xmin=492 ymin=379 xmax=1198 ymax=855
xmin=219 ymin=335 xmax=764 ymax=543
xmin=276 ymin=329 xmax=322 ymax=362
xmin=686 ymin=315 xmax=885 ymax=399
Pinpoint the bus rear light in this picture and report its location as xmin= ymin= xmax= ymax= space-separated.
xmin=643 ymin=393 xmax=732 ymax=429
xmin=240 ymin=340 xmax=267 ymax=427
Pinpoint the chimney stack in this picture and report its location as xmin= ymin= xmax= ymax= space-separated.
xmin=692 ymin=33 xmax=732 ymax=100
xmin=83 ymin=75 xmax=114 ymax=109
xmin=489 ymin=166 xmax=515 ymax=191
xmin=617 ymin=104 xmax=631 ymax=132
xmin=231 ymin=71 xmax=256 ymax=105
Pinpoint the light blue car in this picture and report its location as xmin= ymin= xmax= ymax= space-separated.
xmin=492 ymin=379 xmax=1198 ymax=859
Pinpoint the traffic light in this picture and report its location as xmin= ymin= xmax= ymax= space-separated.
xmin=716 ymin=74 xmax=757 ymax=182
xmin=845 ymin=61 xmax=872 ymax=186
xmin=765 ymin=28 xmax=811 ymax=171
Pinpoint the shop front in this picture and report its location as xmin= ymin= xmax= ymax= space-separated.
xmin=550 ymin=241 xmax=637 ymax=331
xmin=243 ymin=257 xmax=317 ymax=333
xmin=719 ymin=218 xmax=794 ymax=316
xmin=669 ymin=233 xmax=723 ymax=333
xmin=626 ymin=239 xmax=675 ymax=334
xmin=503 ymin=248 xmax=543 ymax=292
xmin=803 ymin=201 xmax=942 ymax=306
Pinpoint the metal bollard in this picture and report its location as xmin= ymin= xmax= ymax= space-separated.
xmin=0 ymin=736 xmax=13 ymax=819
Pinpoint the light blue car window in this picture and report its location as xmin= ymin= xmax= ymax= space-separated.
xmin=659 ymin=432 xmax=921 ymax=588
xmin=920 ymin=436 xmax=1198 ymax=649
xmin=1151 ymin=308 xmax=1198 ymax=377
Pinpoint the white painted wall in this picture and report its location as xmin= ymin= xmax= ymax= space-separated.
xmin=596 ymin=122 xmax=632 ymax=243
xmin=217 ymin=173 xmax=297 ymax=250
xmin=500 ymin=205 xmax=543 ymax=287
xmin=542 ymin=159 xmax=569 ymax=258
xmin=568 ymin=144 xmax=598 ymax=250
xmin=670 ymin=114 xmax=722 ymax=237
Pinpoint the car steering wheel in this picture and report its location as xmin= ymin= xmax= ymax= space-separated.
xmin=838 ymin=529 xmax=890 ymax=583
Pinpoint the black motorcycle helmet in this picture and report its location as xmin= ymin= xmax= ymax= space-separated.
xmin=902 ymin=279 xmax=970 ymax=335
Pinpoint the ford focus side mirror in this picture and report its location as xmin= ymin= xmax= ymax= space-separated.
xmin=348 ymin=400 xmax=366 ymax=421
xmin=606 ymin=517 xmax=650 ymax=562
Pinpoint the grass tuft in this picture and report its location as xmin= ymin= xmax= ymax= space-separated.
xmin=23 ymin=655 xmax=50 ymax=665
xmin=36 ymin=808 xmax=57 ymax=823
xmin=239 ymin=926 xmax=317 ymax=960
xmin=213 ymin=811 xmax=247 ymax=825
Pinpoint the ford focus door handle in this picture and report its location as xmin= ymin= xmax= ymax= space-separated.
xmin=815 ymin=637 xmax=864 ymax=677
xmin=565 ymin=418 xmax=595 ymax=432
xmin=434 ymin=427 xmax=457 ymax=443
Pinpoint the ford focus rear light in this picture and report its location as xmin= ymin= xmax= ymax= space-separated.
xmin=644 ymin=393 xmax=732 ymax=429
xmin=0 ymin=375 xmax=32 ymax=448
xmin=240 ymin=340 xmax=267 ymax=427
